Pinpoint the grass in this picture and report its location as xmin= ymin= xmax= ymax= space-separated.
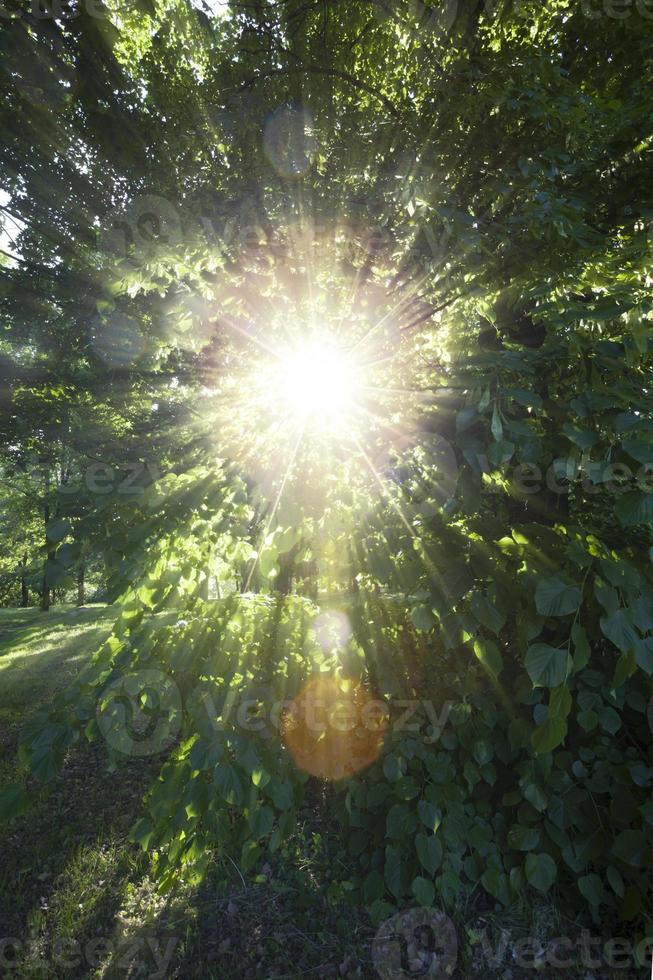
xmin=0 ymin=606 xmax=646 ymax=979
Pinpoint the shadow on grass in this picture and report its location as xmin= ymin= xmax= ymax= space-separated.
xmin=0 ymin=753 xmax=375 ymax=980
xmin=98 ymin=779 xmax=377 ymax=980
xmin=0 ymin=739 xmax=162 ymax=979
xmin=0 ymin=606 xmax=115 ymax=663
xmin=153 ymin=852 xmax=376 ymax=980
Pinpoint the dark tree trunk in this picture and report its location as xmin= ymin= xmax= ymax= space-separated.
xmin=276 ymin=548 xmax=297 ymax=595
xmin=306 ymin=558 xmax=318 ymax=602
xmin=20 ymin=553 xmax=29 ymax=607
xmin=41 ymin=471 xmax=54 ymax=612
xmin=41 ymin=506 xmax=51 ymax=611
xmin=77 ymin=561 xmax=85 ymax=606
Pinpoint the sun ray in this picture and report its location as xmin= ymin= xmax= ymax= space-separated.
xmin=244 ymin=423 xmax=306 ymax=592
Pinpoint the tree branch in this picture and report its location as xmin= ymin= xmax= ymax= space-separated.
xmin=234 ymin=64 xmax=402 ymax=120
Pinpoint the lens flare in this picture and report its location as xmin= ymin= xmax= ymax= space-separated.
xmin=282 ymin=675 xmax=387 ymax=781
xmin=270 ymin=339 xmax=362 ymax=432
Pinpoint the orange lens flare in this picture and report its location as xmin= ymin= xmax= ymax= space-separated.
xmin=282 ymin=675 xmax=388 ymax=781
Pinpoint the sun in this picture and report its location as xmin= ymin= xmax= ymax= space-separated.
xmin=207 ymin=310 xmax=421 ymax=497
xmin=270 ymin=338 xmax=362 ymax=433
xmin=201 ymin=234 xmax=432 ymax=499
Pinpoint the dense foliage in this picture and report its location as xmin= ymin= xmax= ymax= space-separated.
xmin=1 ymin=0 xmax=653 ymax=953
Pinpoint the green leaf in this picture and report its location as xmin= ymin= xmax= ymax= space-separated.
xmin=412 ymin=876 xmax=435 ymax=907
xmin=415 ymin=832 xmax=442 ymax=875
xmin=417 ymin=799 xmax=442 ymax=833
xmin=607 ymin=866 xmax=625 ymax=897
xmin=248 ymin=804 xmax=274 ymax=839
xmin=369 ymin=901 xmax=396 ymax=929
xmin=472 ymin=740 xmax=493 ymax=765
xmin=525 ymin=643 xmax=568 ymax=688
xmin=473 ymin=638 xmax=503 ymax=677
xmin=241 ymin=840 xmax=261 ymax=872
xmin=562 ymin=422 xmax=599 ymax=450
xmin=46 ymin=519 xmax=70 ymax=543
xmin=578 ymin=873 xmax=605 ymax=906
xmin=411 ymin=605 xmax=436 ymax=632
xmin=600 ymin=610 xmax=638 ymax=653
xmin=383 ymin=754 xmax=406 ymax=782
xmin=522 ymin=782 xmax=548 ymax=812
xmin=571 ymin=623 xmax=590 ymax=673
xmin=508 ymin=825 xmax=540 ymax=851
xmin=616 ymin=492 xmax=653 ymax=526
xmin=482 ymin=867 xmax=511 ymax=905
xmin=622 ymin=438 xmax=653 ymax=464
xmin=491 ymin=403 xmax=503 ymax=441
xmin=129 ymin=816 xmax=154 ymax=851
xmin=612 ymin=650 xmax=637 ymax=688
xmin=44 ymin=558 xmax=69 ymax=588
xmin=268 ymin=778 xmax=294 ymax=811
xmin=577 ymin=709 xmax=598 ymax=732
xmin=598 ymin=705 xmax=621 ymax=734
xmin=535 ymin=577 xmax=581 ymax=617
xmin=252 ymin=767 xmax=271 ymax=788
xmin=532 ymin=686 xmax=571 ymax=754
xmin=612 ymin=830 xmax=646 ymax=867
xmin=386 ymin=803 xmax=417 ymax=838
xmin=635 ymin=637 xmax=653 ymax=674
xmin=214 ymin=764 xmax=244 ymax=805
xmin=532 ymin=716 xmax=565 ymax=754
xmin=632 ymin=594 xmax=653 ymax=632
xmin=524 ymin=853 xmax=557 ymax=893
xmin=505 ymin=388 xmax=543 ymax=409
xmin=363 ymin=869 xmax=385 ymax=903
xmin=385 ymin=844 xmax=403 ymax=898
xmin=595 ymin=580 xmax=620 ymax=615
xmin=0 ymin=783 xmax=31 ymax=823
xmin=470 ymin=592 xmax=505 ymax=634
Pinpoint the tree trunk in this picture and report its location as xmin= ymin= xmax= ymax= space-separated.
xmin=20 ymin=553 xmax=29 ymax=607
xmin=276 ymin=547 xmax=297 ymax=595
xmin=41 ymin=532 xmax=51 ymax=611
xmin=41 ymin=470 xmax=53 ymax=612
xmin=77 ymin=561 xmax=85 ymax=606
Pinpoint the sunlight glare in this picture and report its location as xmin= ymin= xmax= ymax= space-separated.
xmin=272 ymin=339 xmax=362 ymax=431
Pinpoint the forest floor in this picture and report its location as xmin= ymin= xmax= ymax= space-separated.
xmin=0 ymin=606 xmax=644 ymax=979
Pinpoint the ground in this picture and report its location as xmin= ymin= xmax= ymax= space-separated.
xmin=0 ymin=607 xmax=645 ymax=979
